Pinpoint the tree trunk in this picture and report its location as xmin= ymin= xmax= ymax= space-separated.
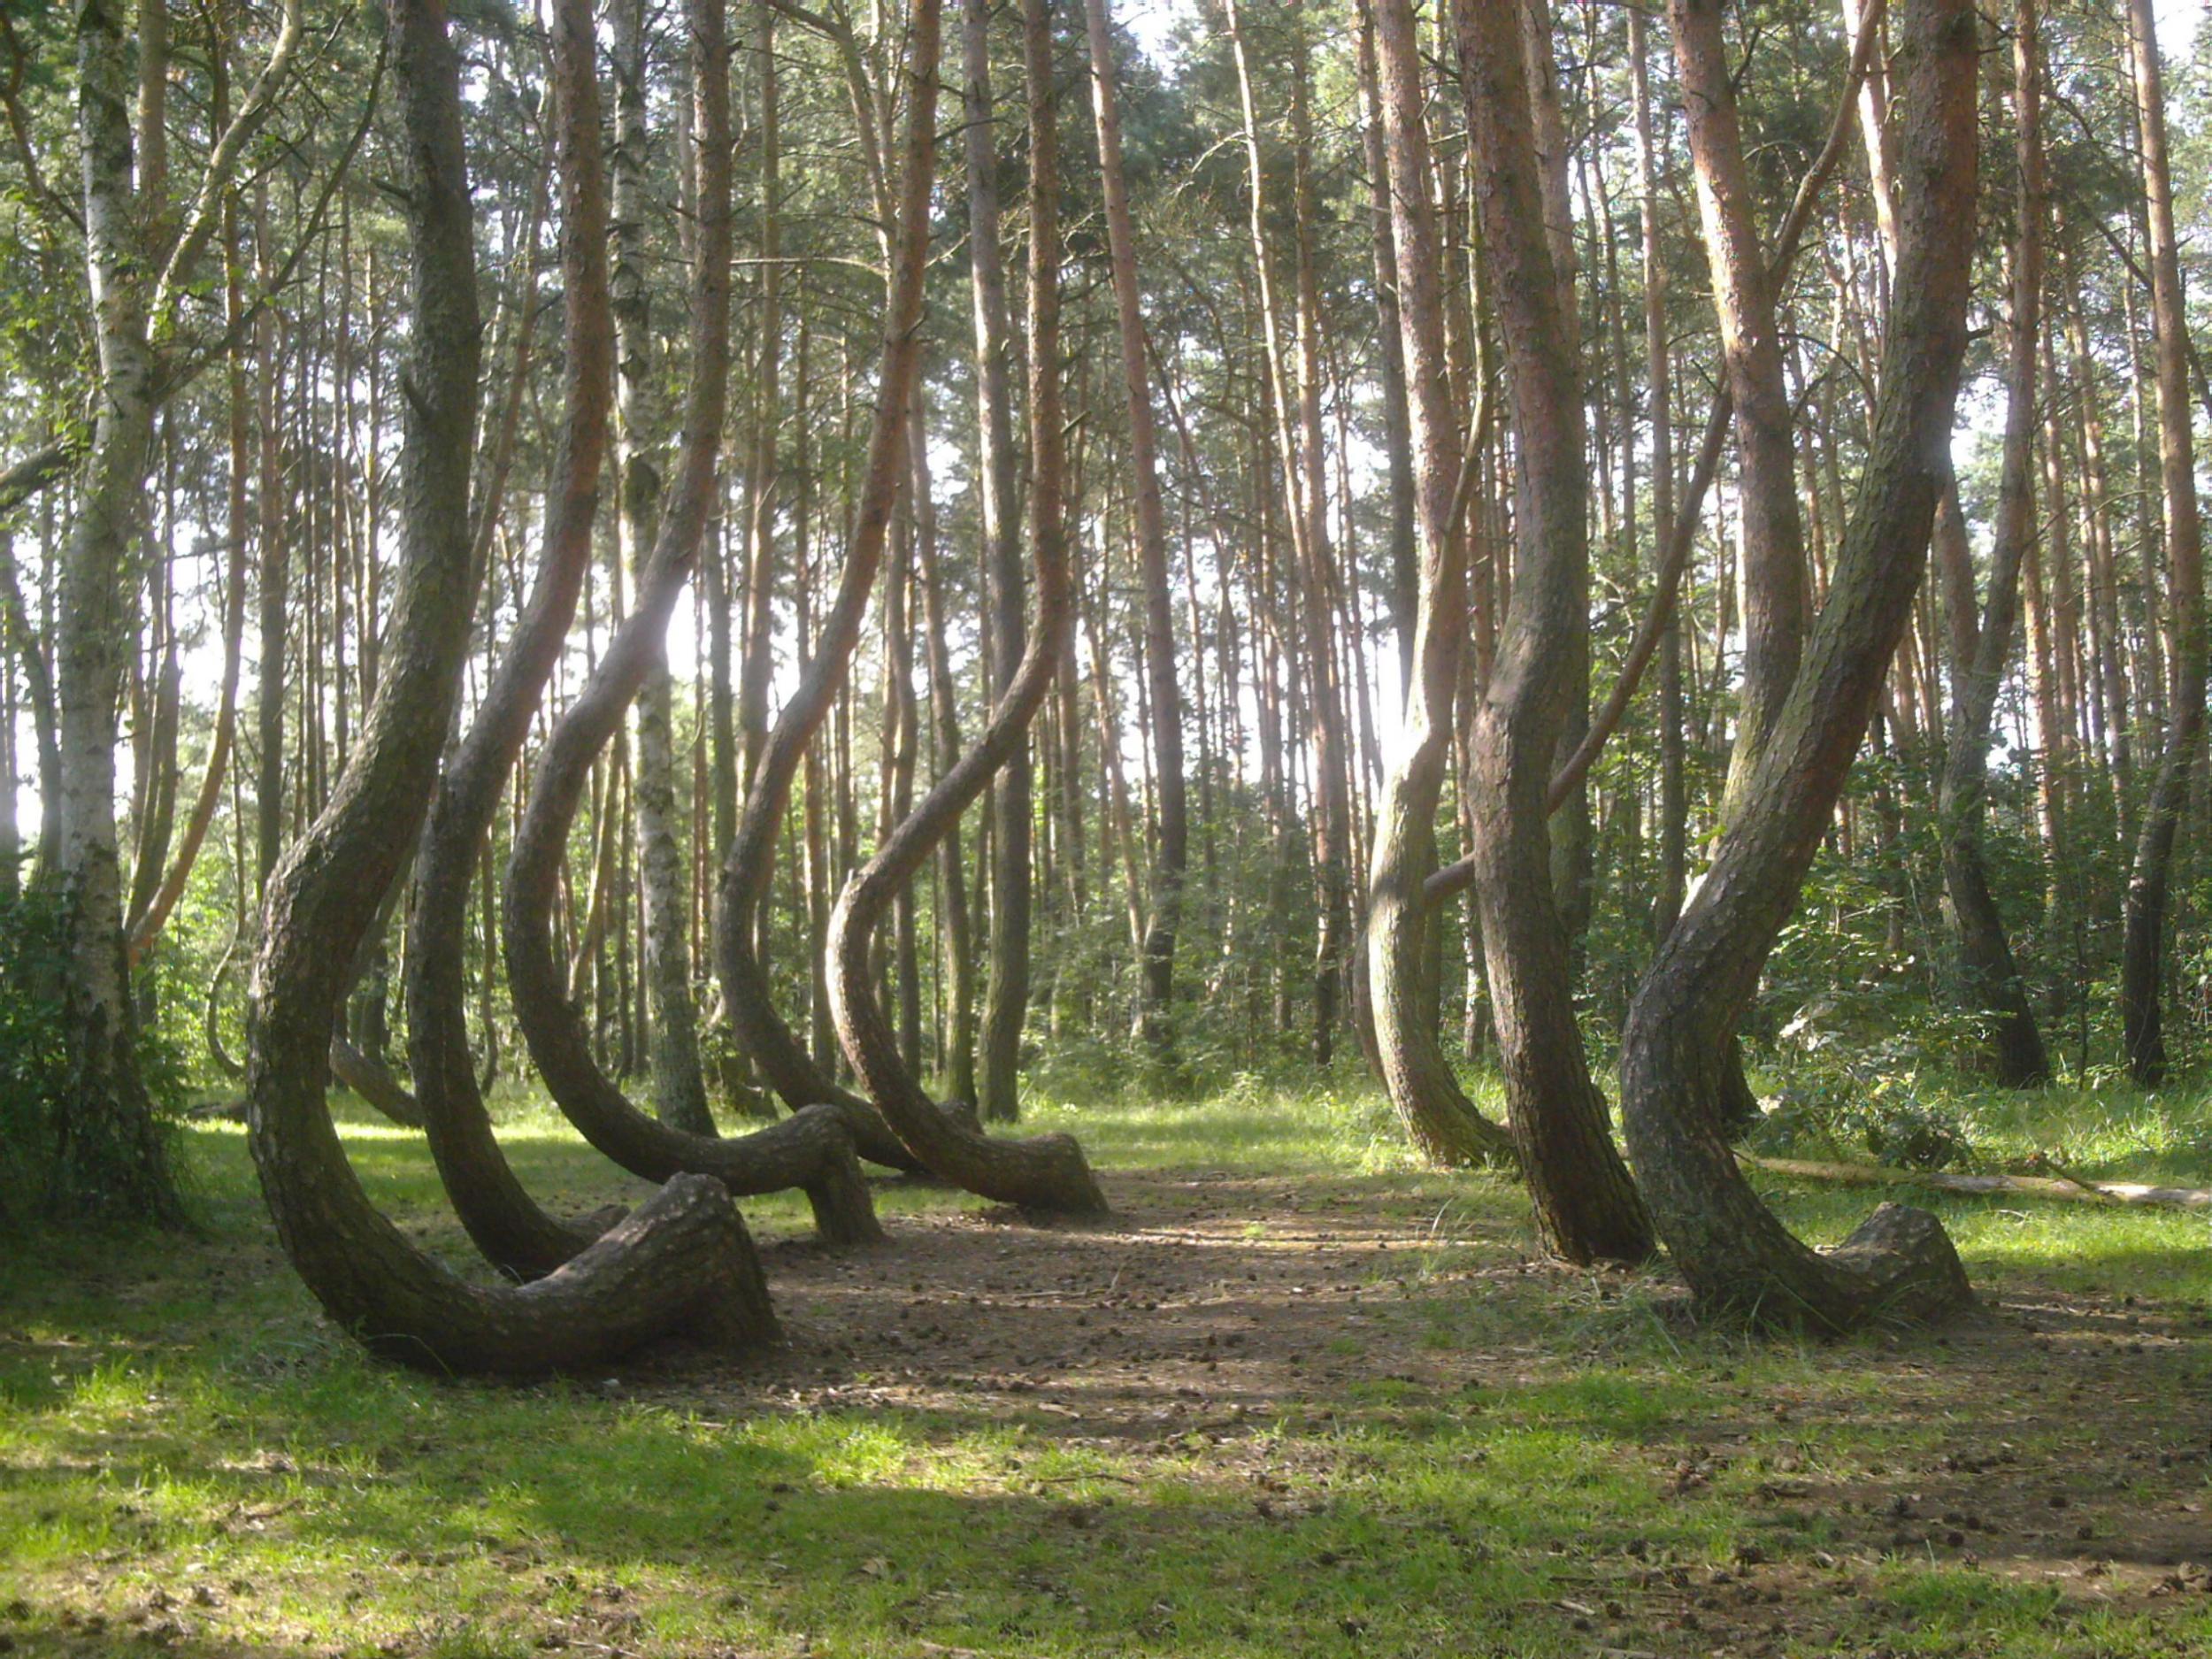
xmin=399 ymin=0 xmax=632 ymax=1278
xmin=1937 ymin=0 xmax=2049 ymax=1089
xmin=1360 ymin=0 xmax=1513 ymax=1169
xmin=250 ymin=0 xmax=776 ymax=1375
xmin=1619 ymin=0 xmax=1978 ymax=1332
xmin=2119 ymin=0 xmax=2206 ymax=1086
xmin=52 ymin=0 xmax=181 ymax=1223
xmin=1084 ymin=0 xmax=1185 ymax=1063
xmin=968 ymin=0 xmax=1031 ymax=1125
xmin=1630 ymin=11 xmax=1687 ymax=937
xmin=1666 ymin=0 xmax=1808 ymax=805
xmin=825 ymin=0 xmax=1105 ymax=1216
xmin=1454 ymin=0 xmax=1653 ymax=1266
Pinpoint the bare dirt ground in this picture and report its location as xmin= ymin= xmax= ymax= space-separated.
xmin=681 ymin=1169 xmax=2212 ymax=1655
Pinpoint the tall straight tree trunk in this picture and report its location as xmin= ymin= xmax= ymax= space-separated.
xmin=1666 ymin=0 xmax=1807 ymax=804
xmin=914 ymin=406 xmax=975 ymax=1106
xmin=611 ymin=0 xmax=714 ymax=1134
xmin=51 ymin=0 xmax=188 ymax=1221
xmin=1454 ymin=0 xmax=1652 ymax=1266
xmin=2119 ymin=0 xmax=2206 ymax=1086
xmin=1937 ymin=0 xmax=2048 ymax=1088
xmin=1226 ymin=0 xmax=1354 ymax=1066
xmin=966 ymin=0 xmax=1030 ymax=1124
xmin=1084 ymin=0 xmax=1185 ymax=1062
xmin=1360 ymin=0 xmax=1512 ymax=1168
xmin=1630 ymin=11 xmax=1687 ymax=937
xmin=1356 ymin=9 xmax=1418 ymax=694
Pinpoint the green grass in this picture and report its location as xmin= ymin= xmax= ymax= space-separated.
xmin=1 ymin=1076 xmax=2207 ymax=1658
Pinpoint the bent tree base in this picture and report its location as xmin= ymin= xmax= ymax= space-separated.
xmin=247 ymin=0 xmax=780 ymax=1379
xmin=1623 ymin=1018 xmax=1971 ymax=1330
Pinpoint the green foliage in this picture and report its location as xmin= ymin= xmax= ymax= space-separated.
xmin=0 ymin=887 xmax=191 ymax=1227
xmin=0 ymin=885 xmax=70 ymax=1219
xmin=1749 ymin=1064 xmax=1985 ymax=1171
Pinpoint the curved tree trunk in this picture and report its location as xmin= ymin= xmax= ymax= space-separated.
xmin=708 ymin=2 xmax=940 ymax=1179
xmin=825 ymin=0 xmax=1105 ymax=1217
xmin=329 ymin=1032 xmax=424 ymax=1128
xmin=1359 ymin=0 xmax=1513 ymax=1169
xmin=248 ymin=0 xmax=775 ymax=1375
xmin=402 ymin=0 xmax=620 ymax=1279
xmin=500 ymin=0 xmax=879 ymax=1248
xmin=1938 ymin=0 xmax=2049 ymax=1089
xmin=1453 ymin=0 xmax=1652 ymax=1266
xmin=1619 ymin=0 xmax=1979 ymax=1332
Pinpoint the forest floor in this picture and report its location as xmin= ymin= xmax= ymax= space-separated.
xmin=3 ymin=1077 xmax=2209 ymax=1659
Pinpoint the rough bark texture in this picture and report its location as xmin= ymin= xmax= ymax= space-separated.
xmin=825 ymin=0 xmax=1106 ymax=1217
xmin=402 ymin=0 xmax=615 ymax=1279
xmin=1619 ymin=0 xmax=1978 ymax=1333
xmin=501 ymin=0 xmax=879 ymax=1248
xmin=248 ymin=0 xmax=776 ymax=1375
xmin=1667 ymin=0 xmax=1808 ymax=805
xmin=1359 ymin=0 xmax=1512 ymax=1170
xmin=1454 ymin=0 xmax=1653 ymax=1267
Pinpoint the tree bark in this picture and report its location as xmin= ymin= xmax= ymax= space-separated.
xmin=2119 ymin=0 xmax=2206 ymax=1086
xmin=1619 ymin=0 xmax=1979 ymax=1332
xmin=1084 ymin=0 xmax=1186 ymax=1062
xmin=1359 ymin=0 xmax=1513 ymax=1169
xmin=249 ymin=0 xmax=776 ymax=1375
xmin=968 ymin=0 xmax=1030 ymax=1125
xmin=1937 ymin=0 xmax=2049 ymax=1088
xmin=826 ymin=0 xmax=1105 ymax=1217
xmin=53 ymin=0 xmax=181 ymax=1222
xmin=1666 ymin=0 xmax=1808 ymax=806
xmin=1454 ymin=0 xmax=1653 ymax=1266
xmin=401 ymin=0 xmax=625 ymax=1279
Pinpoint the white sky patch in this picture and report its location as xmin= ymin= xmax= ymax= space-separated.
xmin=2154 ymin=0 xmax=2203 ymax=56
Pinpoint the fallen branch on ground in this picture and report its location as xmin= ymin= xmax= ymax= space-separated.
xmin=1742 ymin=1154 xmax=2209 ymax=1210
